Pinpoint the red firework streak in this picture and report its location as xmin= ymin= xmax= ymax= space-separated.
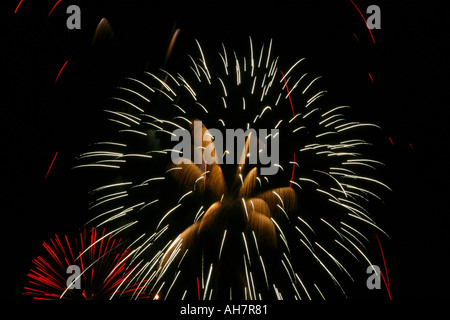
xmin=45 ymin=151 xmax=58 ymax=180
xmin=349 ymin=0 xmax=376 ymax=44
xmin=280 ymin=70 xmax=297 ymax=189
xmin=375 ymin=233 xmax=392 ymax=300
xmin=54 ymin=60 xmax=68 ymax=84
xmin=197 ymin=277 xmax=201 ymax=300
xmin=48 ymin=0 xmax=63 ymax=17
xmin=14 ymin=0 xmax=24 ymax=13
xmin=23 ymin=228 xmax=148 ymax=300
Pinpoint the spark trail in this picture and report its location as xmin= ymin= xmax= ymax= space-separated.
xmin=23 ymin=228 xmax=149 ymax=300
xmin=75 ymin=37 xmax=389 ymax=300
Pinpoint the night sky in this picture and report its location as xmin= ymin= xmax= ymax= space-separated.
xmin=4 ymin=0 xmax=449 ymax=304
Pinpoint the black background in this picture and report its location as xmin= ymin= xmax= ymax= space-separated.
xmin=3 ymin=0 xmax=449 ymax=305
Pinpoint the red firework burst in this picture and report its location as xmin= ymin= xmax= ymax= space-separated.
xmin=23 ymin=228 xmax=148 ymax=300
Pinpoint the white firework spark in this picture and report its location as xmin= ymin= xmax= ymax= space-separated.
xmin=75 ymin=37 xmax=389 ymax=300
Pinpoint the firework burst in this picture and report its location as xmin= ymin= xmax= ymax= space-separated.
xmin=23 ymin=228 xmax=148 ymax=300
xmin=74 ymin=37 xmax=390 ymax=300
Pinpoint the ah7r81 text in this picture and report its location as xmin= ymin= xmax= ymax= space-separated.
xmin=220 ymin=304 xmax=267 ymax=315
